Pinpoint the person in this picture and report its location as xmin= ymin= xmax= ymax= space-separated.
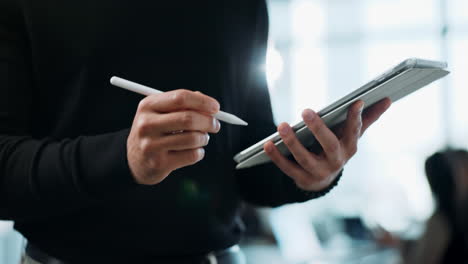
xmin=0 ymin=0 xmax=391 ymax=263
xmin=401 ymin=149 xmax=468 ymax=264
xmin=374 ymin=149 xmax=468 ymax=263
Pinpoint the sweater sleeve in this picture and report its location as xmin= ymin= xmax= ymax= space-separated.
xmin=235 ymin=0 xmax=341 ymax=207
xmin=0 ymin=1 xmax=137 ymax=222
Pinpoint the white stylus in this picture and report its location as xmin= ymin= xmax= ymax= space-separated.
xmin=110 ymin=76 xmax=248 ymax=126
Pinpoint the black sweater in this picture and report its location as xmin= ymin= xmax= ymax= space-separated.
xmin=0 ymin=0 xmax=339 ymax=262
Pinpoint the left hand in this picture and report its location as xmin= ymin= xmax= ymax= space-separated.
xmin=264 ymin=98 xmax=391 ymax=191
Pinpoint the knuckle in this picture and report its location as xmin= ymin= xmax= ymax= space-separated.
xmin=137 ymin=97 xmax=152 ymax=111
xmin=139 ymin=138 xmax=153 ymax=155
xmin=149 ymin=155 xmax=166 ymax=171
xmin=136 ymin=115 xmax=151 ymax=134
xmin=328 ymin=141 xmax=340 ymax=154
xmin=180 ymin=112 xmax=195 ymax=128
xmin=172 ymin=90 xmax=190 ymax=106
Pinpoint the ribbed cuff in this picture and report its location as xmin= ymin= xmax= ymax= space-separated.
xmin=298 ymin=169 xmax=343 ymax=199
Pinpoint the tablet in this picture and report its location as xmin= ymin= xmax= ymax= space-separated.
xmin=234 ymin=58 xmax=450 ymax=169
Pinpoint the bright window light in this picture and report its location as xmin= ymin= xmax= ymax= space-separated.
xmin=266 ymin=43 xmax=284 ymax=89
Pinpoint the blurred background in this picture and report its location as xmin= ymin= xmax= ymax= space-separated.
xmin=1 ymin=0 xmax=467 ymax=263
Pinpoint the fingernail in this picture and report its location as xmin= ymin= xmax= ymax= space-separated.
xmin=215 ymin=120 xmax=221 ymax=131
xmin=279 ymin=125 xmax=290 ymax=136
xmin=303 ymin=109 xmax=316 ymax=122
xmin=198 ymin=148 xmax=205 ymax=159
xmin=206 ymin=134 xmax=210 ymax=144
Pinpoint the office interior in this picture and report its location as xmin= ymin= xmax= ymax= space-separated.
xmin=1 ymin=0 xmax=467 ymax=263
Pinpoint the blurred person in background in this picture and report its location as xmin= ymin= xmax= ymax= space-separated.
xmin=376 ymin=149 xmax=468 ymax=264
xmin=405 ymin=149 xmax=468 ymax=263
xmin=0 ymin=0 xmax=391 ymax=263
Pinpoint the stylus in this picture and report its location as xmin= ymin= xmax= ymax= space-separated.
xmin=110 ymin=76 xmax=248 ymax=126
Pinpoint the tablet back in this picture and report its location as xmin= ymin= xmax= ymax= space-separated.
xmin=235 ymin=59 xmax=449 ymax=169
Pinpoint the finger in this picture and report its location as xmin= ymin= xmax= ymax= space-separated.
xmin=167 ymin=148 xmax=206 ymax=170
xmin=138 ymin=89 xmax=220 ymax=114
xmin=159 ymin=111 xmax=221 ymax=134
xmin=277 ymin=122 xmax=319 ymax=172
xmin=159 ymin=132 xmax=210 ymax=151
xmin=302 ymin=109 xmax=342 ymax=159
xmin=264 ymin=141 xmax=332 ymax=191
xmin=263 ymin=141 xmax=312 ymax=185
xmin=361 ymin=98 xmax=392 ymax=135
xmin=341 ymin=100 xmax=364 ymax=158
xmin=136 ymin=111 xmax=221 ymax=136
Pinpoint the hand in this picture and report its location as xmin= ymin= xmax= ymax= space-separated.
xmin=372 ymin=226 xmax=402 ymax=248
xmin=264 ymin=98 xmax=392 ymax=191
xmin=127 ymin=89 xmax=221 ymax=185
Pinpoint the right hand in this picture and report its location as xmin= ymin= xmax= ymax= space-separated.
xmin=127 ymin=89 xmax=221 ymax=185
